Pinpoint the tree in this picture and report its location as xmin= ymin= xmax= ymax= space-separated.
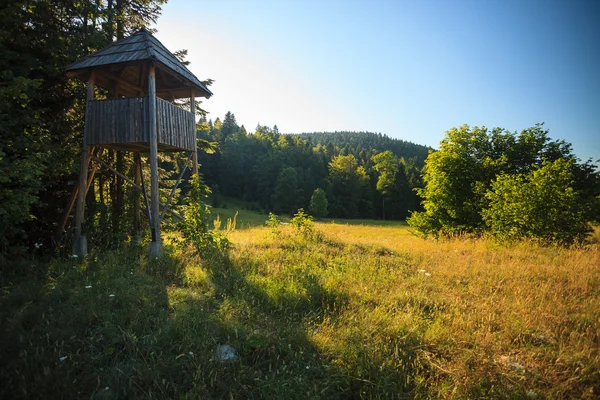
xmin=409 ymin=124 xmax=600 ymax=242
xmin=328 ymin=154 xmax=370 ymax=218
xmin=482 ymin=158 xmax=591 ymax=244
xmin=408 ymin=125 xmax=493 ymax=234
xmin=221 ymin=111 xmax=239 ymax=139
xmin=272 ymin=167 xmax=299 ymax=214
xmin=309 ymin=188 xmax=328 ymax=218
xmin=371 ymin=151 xmax=398 ymax=219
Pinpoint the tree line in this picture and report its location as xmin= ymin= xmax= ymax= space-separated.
xmin=197 ymin=112 xmax=431 ymax=220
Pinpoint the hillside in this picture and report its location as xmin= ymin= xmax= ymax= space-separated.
xmin=296 ymin=131 xmax=433 ymax=167
xmin=196 ymin=116 xmax=428 ymax=221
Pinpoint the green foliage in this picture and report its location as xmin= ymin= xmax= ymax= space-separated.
xmin=197 ymin=116 xmax=426 ymax=222
xmin=408 ymin=124 xmax=600 ymax=243
xmin=328 ymin=154 xmax=371 ymax=218
xmin=181 ymin=174 xmax=229 ymax=254
xmin=181 ymin=174 xmax=212 ymax=245
xmin=297 ymin=131 xmax=432 ymax=167
xmin=309 ymin=188 xmax=328 ymax=218
xmin=372 ymin=150 xmax=399 ymax=196
xmin=272 ymin=167 xmax=299 ymax=214
xmin=289 ymin=208 xmax=315 ymax=238
xmin=483 ymin=159 xmax=591 ymax=244
xmin=265 ymin=212 xmax=281 ymax=227
xmin=408 ymin=125 xmax=494 ymax=235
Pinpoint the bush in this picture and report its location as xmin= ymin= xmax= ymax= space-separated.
xmin=181 ymin=174 xmax=230 ymax=255
xmin=290 ymin=208 xmax=316 ymax=238
xmin=482 ymin=159 xmax=591 ymax=244
xmin=408 ymin=124 xmax=600 ymax=244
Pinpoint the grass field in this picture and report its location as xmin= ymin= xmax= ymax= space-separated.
xmin=1 ymin=211 xmax=599 ymax=398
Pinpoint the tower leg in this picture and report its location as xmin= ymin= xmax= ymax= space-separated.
xmin=148 ymin=63 xmax=162 ymax=258
xmin=132 ymin=152 xmax=141 ymax=245
xmin=73 ymin=71 xmax=95 ymax=259
xmin=190 ymin=89 xmax=198 ymax=175
xmin=73 ymin=147 xmax=90 ymax=258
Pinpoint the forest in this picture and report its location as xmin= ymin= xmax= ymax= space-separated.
xmin=197 ymin=115 xmax=430 ymax=220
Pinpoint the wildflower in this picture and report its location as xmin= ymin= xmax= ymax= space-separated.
xmin=85 ymin=285 xmax=92 ymax=289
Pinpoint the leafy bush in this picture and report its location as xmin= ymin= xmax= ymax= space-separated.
xmin=482 ymin=159 xmax=591 ymax=244
xmin=290 ymin=208 xmax=315 ymax=238
xmin=181 ymin=174 xmax=229 ymax=254
xmin=265 ymin=212 xmax=281 ymax=229
xmin=409 ymin=124 xmax=600 ymax=244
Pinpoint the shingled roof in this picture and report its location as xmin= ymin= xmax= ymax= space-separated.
xmin=66 ymin=28 xmax=213 ymax=99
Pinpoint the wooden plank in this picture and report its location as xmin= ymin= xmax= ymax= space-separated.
xmin=171 ymin=102 xmax=176 ymax=148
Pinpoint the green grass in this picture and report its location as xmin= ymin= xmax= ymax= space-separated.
xmin=1 ymin=223 xmax=599 ymax=398
xmin=209 ymin=198 xmax=272 ymax=229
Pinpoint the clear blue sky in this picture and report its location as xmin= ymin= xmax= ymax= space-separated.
xmin=154 ymin=0 xmax=600 ymax=162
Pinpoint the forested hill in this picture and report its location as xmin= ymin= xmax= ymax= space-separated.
xmin=196 ymin=112 xmax=427 ymax=222
xmin=296 ymin=131 xmax=433 ymax=167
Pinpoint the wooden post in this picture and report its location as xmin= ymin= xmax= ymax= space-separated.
xmin=133 ymin=152 xmax=141 ymax=244
xmin=148 ymin=64 xmax=162 ymax=257
xmin=73 ymin=71 xmax=95 ymax=258
xmin=190 ymin=88 xmax=198 ymax=175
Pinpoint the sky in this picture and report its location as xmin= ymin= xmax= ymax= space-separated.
xmin=153 ymin=0 xmax=600 ymax=162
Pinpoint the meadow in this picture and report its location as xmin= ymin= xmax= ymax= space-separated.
xmin=1 ymin=208 xmax=599 ymax=399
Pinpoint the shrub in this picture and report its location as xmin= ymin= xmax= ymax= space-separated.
xmin=290 ymin=208 xmax=315 ymax=238
xmin=482 ymin=158 xmax=591 ymax=244
xmin=181 ymin=174 xmax=229 ymax=254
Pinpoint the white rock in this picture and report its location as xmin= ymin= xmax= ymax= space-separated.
xmin=214 ymin=344 xmax=237 ymax=362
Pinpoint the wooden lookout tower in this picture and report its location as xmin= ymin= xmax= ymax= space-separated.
xmin=64 ymin=28 xmax=212 ymax=257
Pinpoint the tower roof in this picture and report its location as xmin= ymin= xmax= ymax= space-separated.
xmin=66 ymin=28 xmax=213 ymax=99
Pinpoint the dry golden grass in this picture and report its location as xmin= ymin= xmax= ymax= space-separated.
xmin=229 ymin=223 xmax=600 ymax=398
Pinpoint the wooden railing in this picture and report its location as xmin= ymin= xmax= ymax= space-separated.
xmin=156 ymin=97 xmax=195 ymax=151
xmin=84 ymin=96 xmax=195 ymax=152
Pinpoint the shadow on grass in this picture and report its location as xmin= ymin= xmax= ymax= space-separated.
xmin=0 ymin=235 xmax=426 ymax=399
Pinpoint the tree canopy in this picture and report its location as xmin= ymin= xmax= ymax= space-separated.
xmin=408 ymin=124 xmax=599 ymax=243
